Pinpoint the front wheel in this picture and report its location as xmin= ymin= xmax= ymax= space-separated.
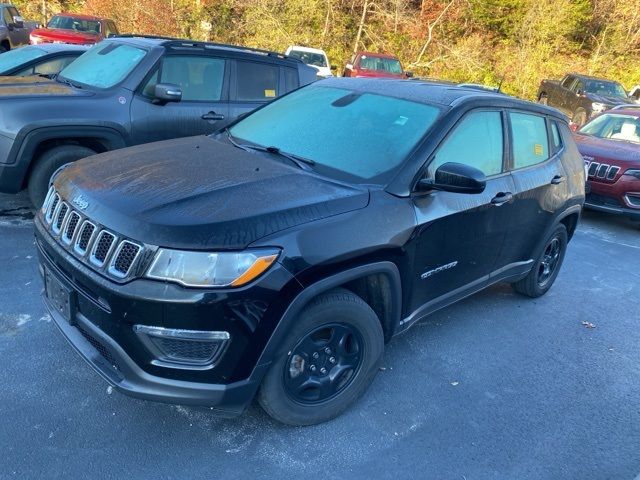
xmin=572 ymin=110 xmax=588 ymax=128
xmin=27 ymin=145 xmax=96 ymax=207
xmin=258 ymin=288 xmax=384 ymax=425
xmin=512 ymin=224 xmax=568 ymax=298
xmin=538 ymin=94 xmax=548 ymax=105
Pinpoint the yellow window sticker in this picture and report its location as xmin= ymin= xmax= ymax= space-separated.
xmin=534 ymin=144 xmax=543 ymax=156
xmin=264 ymin=89 xmax=276 ymax=98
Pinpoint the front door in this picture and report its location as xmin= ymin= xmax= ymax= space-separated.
xmin=130 ymin=54 xmax=230 ymax=145
xmin=409 ymin=109 xmax=515 ymax=314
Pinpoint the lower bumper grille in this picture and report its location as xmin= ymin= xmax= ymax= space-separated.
xmin=78 ymin=325 xmax=120 ymax=371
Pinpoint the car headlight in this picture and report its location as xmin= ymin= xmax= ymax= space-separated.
xmin=623 ymin=169 xmax=640 ymax=179
xmin=146 ymin=248 xmax=279 ymax=288
xmin=591 ymin=102 xmax=608 ymax=113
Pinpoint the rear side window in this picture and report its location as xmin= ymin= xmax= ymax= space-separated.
xmin=236 ymin=61 xmax=279 ymax=101
xmin=510 ymin=112 xmax=549 ymax=169
xmin=2 ymin=8 xmax=13 ymax=25
xmin=283 ymin=68 xmax=298 ymax=93
xmin=143 ymin=56 xmax=225 ymax=102
xmin=17 ymin=57 xmax=76 ymax=76
xmin=561 ymin=76 xmax=574 ymax=89
xmin=550 ymin=121 xmax=563 ymax=151
xmin=430 ymin=110 xmax=503 ymax=177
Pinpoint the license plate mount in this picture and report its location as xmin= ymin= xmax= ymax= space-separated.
xmin=44 ymin=268 xmax=76 ymax=325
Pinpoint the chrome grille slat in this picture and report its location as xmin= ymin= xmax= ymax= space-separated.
xmin=607 ymin=166 xmax=620 ymax=180
xmin=42 ymin=188 xmax=145 ymax=280
xmin=584 ymin=161 xmax=620 ymax=182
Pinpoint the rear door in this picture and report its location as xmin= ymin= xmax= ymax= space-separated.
xmin=228 ymin=59 xmax=282 ymax=120
xmin=130 ymin=54 xmax=230 ymax=144
xmin=555 ymin=75 xmax=574 ymax=114
xmin=497 ymin=112 xmax=568 ymax=269
xmin=409 ymin=109 xmax=515 ymax=312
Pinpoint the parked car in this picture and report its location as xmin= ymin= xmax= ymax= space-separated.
xmin=0 ymin=43 xmax=87 ymax=76
xmin=35 ymin=79 xmax=584 ymax=425
xmin=285 ymin=45 xmax=334 ymax=78
xmin=343 ymin=51 xmax=412 ymax=79
xmin=628 ymin=85 xmax=640 ymax=103
xmin=537 ymin=73 xmax=630 ymax=126
xmin=0 ymin=35 xmax=317 ymax=206
xmin=574 ymin=106 xmax=640 ymax=220
xmin=29 ymin=13 xmax=118 ymax=45
xmin=0 ymin=3 xmax=39 ymax=53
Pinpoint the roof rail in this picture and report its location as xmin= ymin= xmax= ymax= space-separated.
xmin=610 ymin=104 xmax=640 ymax=110
xmin=110 ymin=33 xmax=181 ymax=41
xmin=165 ymin=39 xmax=301 ymax=61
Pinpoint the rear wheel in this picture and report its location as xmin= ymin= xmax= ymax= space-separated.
xmin=512 ymin=224 xmax=568 ymax=298
xmin=0 ymin=43 xmax=8 ymax=54
xmin=27 ymin=145 xmax=96 ymax=207
xmin=258 ymin=288 xmax=384 ymax=425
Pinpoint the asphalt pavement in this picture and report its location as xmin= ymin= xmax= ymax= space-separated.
xmin=1 ymin=191 xmax=639 ymax=480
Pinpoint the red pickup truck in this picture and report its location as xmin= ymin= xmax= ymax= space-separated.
xmin=29 ymin=13 xmax=118 ymax=45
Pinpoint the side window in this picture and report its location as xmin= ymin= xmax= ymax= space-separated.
xmin=33 ymin=57 xmax=76 ymax=76
xmin=430 ymin=110 xmax=503 ymax=177
xmin=561 ymin=76 xmax=574 ymax=89
xmin=8 ymin=7 xmax=19 ymax=20
xmin=2 ymin=8 xmax=13 ymax=25
xmin=510 ymin=112 xmax=549 ymax=169
xmin=283 ymin=67 xmax=298 ymax=94
xmin=142 ymin=56 xmax=225 ymax=102
xmin=236 ymin=61 xmax=279 ymax=101
xmin=106 ymin=21 xmax=118 ymax=36
xmin=550 ymin=121 xmax=563 ymax=152
xmin=572 ymin=80 xmax=584 ymax=93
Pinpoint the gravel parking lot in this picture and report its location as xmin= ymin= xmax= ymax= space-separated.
xmin=1 ymin=191 xmax=639 ymax=480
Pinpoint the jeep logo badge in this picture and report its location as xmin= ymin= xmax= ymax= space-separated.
xmin=72 ymin=195 xmax=89 ymax=210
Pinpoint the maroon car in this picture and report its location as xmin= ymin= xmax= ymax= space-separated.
xmin=343 ymin=51 xmax=412 ymax=79
xmin=29 ymin=13 xmax=118 ymax=46
xmin=574 ymin=107 xmax=640 ymax=220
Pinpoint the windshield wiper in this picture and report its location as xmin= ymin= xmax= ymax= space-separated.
xmin=56 ymin=76 xmax=82 ymax=89
xmin=225 ymin=128 xmax=315 ymax=170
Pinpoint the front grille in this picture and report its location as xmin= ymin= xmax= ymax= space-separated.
xmin=584 ymin=159 xmax=621 ymax=182
xmin=41 ymin=188 xmax=145 ymax=281
xmin=78 ymin=325 xmax=120 ymax=371
xmin=157 ymin=337 xmax=220 ymax=362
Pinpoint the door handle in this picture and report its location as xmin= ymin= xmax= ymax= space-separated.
xmin=491 ymin=192 xmax=513 ymax=206
xmin=551 ymin=175 xmax=565 ymax=185
xmin=201 ymin=111 xmax=224 ymax=121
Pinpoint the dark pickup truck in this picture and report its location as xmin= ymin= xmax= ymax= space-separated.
xmin=537 ymin=74 xmax=631 ymax=126
xmin=0 ymin=35 xmax=316 ymax=206
xmin=0 ymin=4 xmax=38 ymax=53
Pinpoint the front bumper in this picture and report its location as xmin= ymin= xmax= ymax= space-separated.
xmin=584 ymin=192 xmax=640 ymax=220
xmin=586 ymin=176 xmax=640 ymax=220
xmin=35 ymin=217 xmax=300 ymax=414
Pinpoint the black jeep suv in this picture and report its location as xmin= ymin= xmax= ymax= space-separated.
xmin=0 ymin=35 xmax=316 ymax=206
xmin=35 ymin=79 xmax=585 ymax=425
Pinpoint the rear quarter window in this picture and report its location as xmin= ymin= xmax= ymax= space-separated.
xmin=283 ymin=67 xmax=298 ymax=94
xmin=236 ymin=61 xmax=279 ymax=101
xmin=510 ymin=112 xmax=549 ymax=169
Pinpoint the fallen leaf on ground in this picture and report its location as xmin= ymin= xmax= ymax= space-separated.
xmin=581 ymin=321 xmax=596 ymax=329
xmin=450 ymin=381 xmax=459 ymax=386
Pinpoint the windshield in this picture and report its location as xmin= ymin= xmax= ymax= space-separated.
xmin=0 ymin=46 xmax=46 ymax=73
xmin=47 ymin=15 xmax=101 ymax=34
xmin=288 ymin=50 xmax=327 ymax=67
xmin=228 ymin=85 xmax=441 ymax=182
xmin=579 ymin=113 xmax=640 ymax=144
xmin=584 ymin=80 xmax=627 ymax=98
xmin=58 ymin=42 xmax=147 ymax=89
xmin=359 ymin=55 xmax=403 ymax=74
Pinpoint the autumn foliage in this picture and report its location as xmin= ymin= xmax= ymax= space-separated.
xmin=12 ymin=0 xmax=640 ymax=99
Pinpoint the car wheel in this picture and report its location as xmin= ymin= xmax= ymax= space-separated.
xmin=512 ymin=224 xmax=568 ymax=298
xmin=28 ymin=145 xmax=96 ymax=207
xmin=538 ymin=94 xmax=548 ymax=105
xmin=0 ymin=45 xmax=7 ymax=55
xmin=572 ymin=110 xmax=587 ymax=127
xmin=258 ymin=288 xmax=384 ymax=425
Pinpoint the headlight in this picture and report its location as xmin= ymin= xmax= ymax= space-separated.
xmin=29 ymin=34 xmax=40 ymax=45
xmin=623 ymin=169 xmax=640 ymax=179
xmin=146 ymin=248 xmax=279 ymax=288
xmin=591 ymin=102 xmax=608 ymax=113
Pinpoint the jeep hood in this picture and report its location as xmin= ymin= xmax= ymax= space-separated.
xmin=31 ymin=28 xmax=101 ymax=45
xmin=55 ymin=136 xmax=370 ymax=250
xmin=574 ymin=133 xmax=640 ymax=164
xmin=0 ymin=77 xmax=80 ymax=97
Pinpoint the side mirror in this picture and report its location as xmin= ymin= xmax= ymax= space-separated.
xmin=330 ymin=65 xmax=337 ymax=71
xmin=153 ymin=83 xmax=182 ymax=104
xmin=405 ymin=71 xmax=414 ymax=78
xmin=345 ymin=63 xmax=353 ymax=70
xmin=12 ymin=16 xmax=24 ymax=28
xmin=416 ymin=162 xmax=486 ymax=194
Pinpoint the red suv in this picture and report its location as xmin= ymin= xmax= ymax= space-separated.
xmin=30 ymin=13 xmax=118 ymax=46
xmin=343 ymin=52 xmax=411 ymax=79
xmin=574 ymin=107 xmax=640 ymax=220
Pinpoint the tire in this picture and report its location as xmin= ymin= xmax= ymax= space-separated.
xmin=538 ymin=94 xmax=548 ymax=105
xmin=512 ymin=224 xmax=568 ymax=298
xmin=27 ymin=145 xmax=96 ymax=207
xmin=0 ymin=45 xmax=7 ymax=54
xmin=572 ymin=110 xmax=587 ymax=127
xmin=258 ymin=288 xmax=384 ymax=426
